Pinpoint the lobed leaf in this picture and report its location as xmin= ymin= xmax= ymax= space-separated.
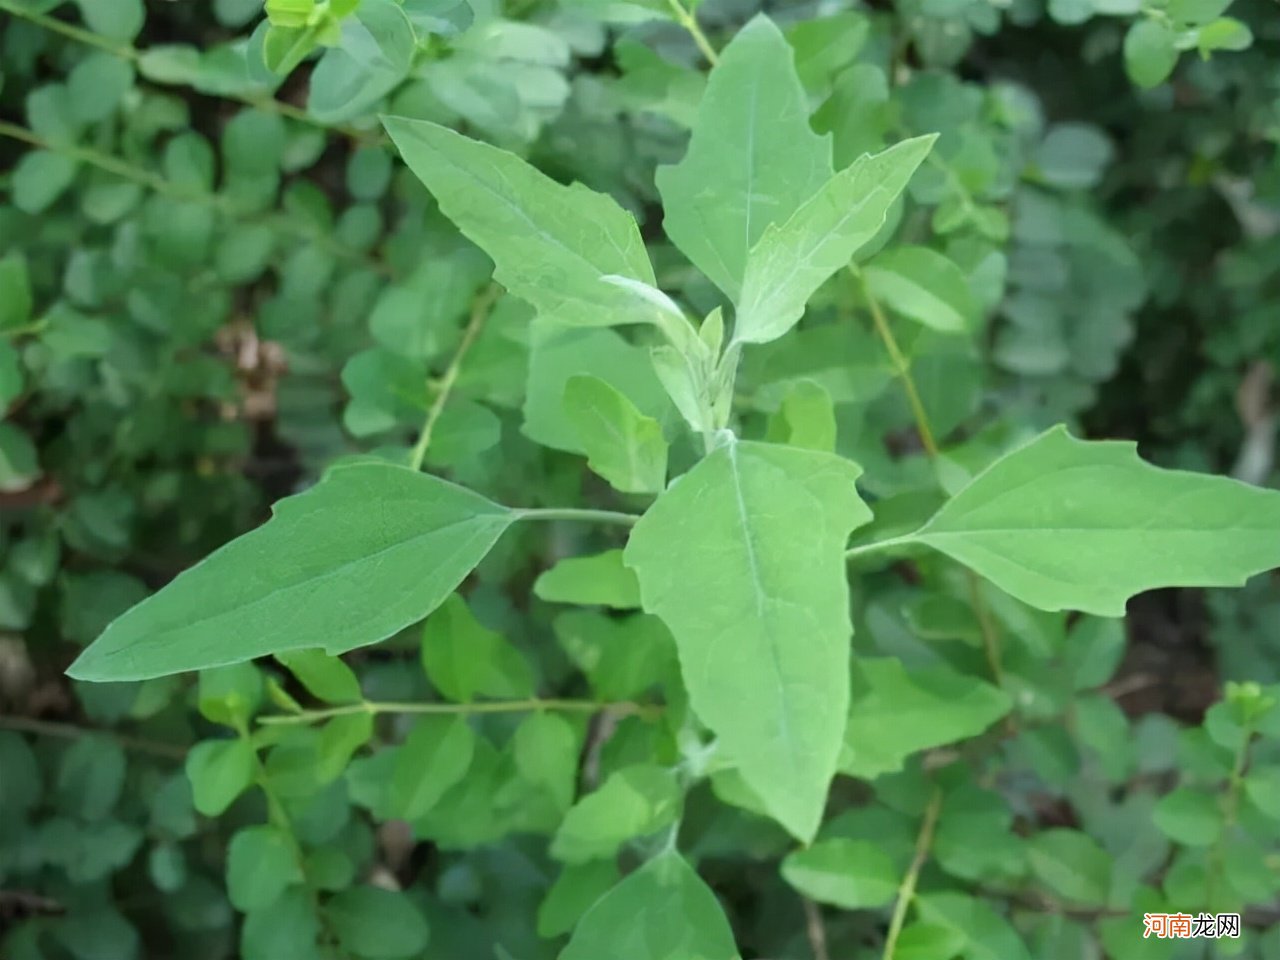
xmin=908 ymin=426 xmax=1280 ymax=616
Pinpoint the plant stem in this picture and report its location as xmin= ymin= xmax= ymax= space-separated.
xmin=515 ymin=506 xmax=641 ymax=527
xmin=852 ymin=264 xmax=1007 ymax=693
xmin=1205 ymin=722 xmax=1254 ymax=910
xmin=881 ymin=787 xmax=943 ymax=960
xmin=258 ymin=697 xmax=662 ymax=726
xmin=967 ymin=568 xmax=1005 ymax=689
xmin=0 ymin=714 xmax=187 ymax=759
xmin=844 ymin=534 xmax=915 ymax=561
xmin=0 ymin=120 xmax=388 ymax=275
xmin=666 ymin=0 xmax=719 ymax=65
xmin=0 ymin=0 xmax=376 ymax=143
xmin=851 ymin=266 xmax=938 ymax=459
xmin=801 ymin=897 xmax=830 ymax=960
xmin=408 ymin=284 xmax=499 ymax=471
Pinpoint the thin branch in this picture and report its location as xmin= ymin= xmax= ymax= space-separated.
xmin=0 ymin=120 xmax=389 ymax=275
xmin=851 ymin=263 xmax=1008 ymax=701
xmin=666 ymin=0 xmax=719 ymax=65
xmin=258 ymin=697 xmax=662 ymax=727
xmin=408 ymin=283 xmax=500 ymax=471
xmin=801 ymin=897 xmax=830 ymax=960
xmin=0 ymin=0 xmax=377 ymax=143
xmin=881 ymin=787 xmax=943 ymax=960
xmin=850 ymin=265 xmax=938 ymax=459
xmin=0 ymin=715 xmax=187 ymax=760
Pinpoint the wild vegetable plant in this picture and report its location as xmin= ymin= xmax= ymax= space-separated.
xmin=51 ymin=11 xmax=1280 ymax=958
xmin=4 ymin=1 xmax=1280 ymax=959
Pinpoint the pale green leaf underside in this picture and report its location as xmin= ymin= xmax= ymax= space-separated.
xmin=734 ymin=135 xmax=936 ymax=344
xmin=68 ymin=464 xmax=514 ymax=681
xmin=383 ymin=116 xmax=655 ymax=328
xmin=911 ymin=425 xmax=1280 ymax=616
xmin=560 ymin=852 xmax=739 ymax=960
xmin=563 ymin=374 xmax=668 ymax=494
xmin=624 ymin=441 xmax=871 ymax=841
xmin=656 ymin=15 xmax=832 ymax=303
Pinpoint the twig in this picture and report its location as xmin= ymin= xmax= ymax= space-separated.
xmin=258 ymin=697 xmax=663 ymax=727
xmin=0 ymin=0 xmax=377 ymax=143
xmin=0 ymin=120 xmax=389 ymax=276
xmin=408 ymin=284 xmax=499 ymax=471
xmin=881 ymin=787 xmax=943 ymax=960
xmin=666 ymin=0 xmax=719 ymax=65
xmin=801 ymin=897 xmax=830 ymax=960
xmin=0 ymin=714 xmax=186 ymax=760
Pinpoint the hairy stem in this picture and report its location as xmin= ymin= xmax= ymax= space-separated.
xmin=882 ymin=787 xmax=943 ymax=960
xmin=408 ymin=284 xmax=499 ymax=471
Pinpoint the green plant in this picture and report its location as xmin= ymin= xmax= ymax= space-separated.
xmin=3 ymin=1 xmax=1278 ymax=959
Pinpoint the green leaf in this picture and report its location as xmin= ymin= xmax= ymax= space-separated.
xmin=781 ymin=839 xmax=898 ymax=908
xmin=56 ymin=737 xmax=125 ymax=821
xmin=524 ymin=318 xmax=672 ymax=453
xmin=906 ymin=426 xmax=1280 ymax=616
xmin=625 ymin=441 xmax=871 ymax=840
xmin=551 ymin=764 xmax=680 ymax=863
xmin=12 ymin=150 xmax=78 ymax=214
xmin=308 ymin=0 xmax=417 ymax=123
xmin=1124 ymin=21 xmax=1179 ymax=89
xmin=892 ymin=924 xmax=966 ymax=960
xmin=733 ymin=137 xmax=935 ymax=344
xmin=862 ymin=246 xmax=978 ymax=333
xmin=563 ymin=374 xmax=669 ymax=494
xmin=553 ymin=611 xmax=676 ymax=701
xmin=538 ymin=860 xmax=620 ymax=938
xmin=227 ymin=825 xmax=303 ymax=911
xmin=764 ymin=379 xmax=836 ymax=452
xmin=560 ymin=851 xmax=739 ymax=960
xmin=914 ymin=893 xmax=1030 ymax=960
xmin=1244 ymin=767 xmax=1280 ymax=820
xmin=325 ymin=887 xmax=430 ymax=959
xmin=420 ymin=593 xmax=535 ymax=702
xmin=198 ymin=662 xmax=264 ymax=727
xmin=1196 ymin=17 xmax=1252 ymax=54
xmin=840 ymin=658 xmax=1011 ymax=780
xmin=73 ymin=0 xmax=145 ymax=41
xmin=1153 ymin=787 xmax=1222 ymax=846
xmin=186 ymin=739 xmax=256 ymax=816
xmin=388 ymin=715 xmax=475 ymax=821
xmin=68 ymin=464 xmax=515 ymax=680
xmin=0 ymin=255 xmax=34 ymax=330
xmin=655 ymin=15 xmax=832 ymax=302
xmin=1026 ymin=829 xmax=1111 ymax=906
xmin=241 ymin=887 xmax=322 ymax=960
xmin=276 ymin=649 xmax=362 ymax=704
xmin=384 ymin=117 xmax=656 ymax=329
xmin=67 ymin=53 xmax=135 ymax=125
xmin=534 ymin=549 xmax=642 ymax=610
xmin=513 ymin=712 xmax=579 ymax=815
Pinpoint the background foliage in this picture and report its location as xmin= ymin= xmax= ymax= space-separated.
xmin=1 ymin=0 xmax=1278 ymax=959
